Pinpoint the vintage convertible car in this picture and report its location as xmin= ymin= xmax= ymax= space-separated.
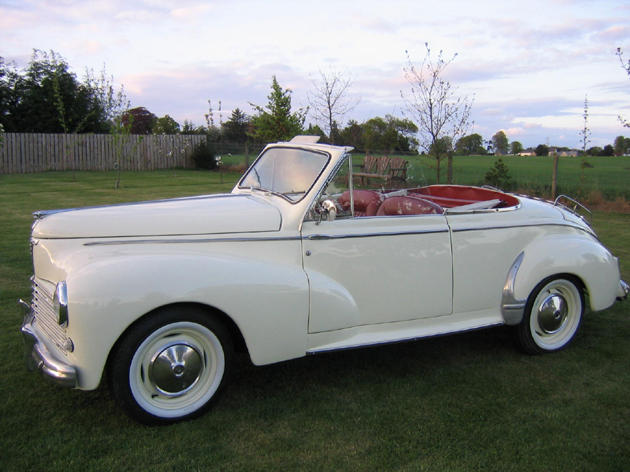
xmin=21 ymin=136 xmax=628 ymax=424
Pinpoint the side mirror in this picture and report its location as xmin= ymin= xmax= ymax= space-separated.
xmin=321 ymin=199 xmax=337 ymax=221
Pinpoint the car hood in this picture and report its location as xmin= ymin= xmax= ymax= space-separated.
xmin=32 ymin=194 xmax=282 ymax=239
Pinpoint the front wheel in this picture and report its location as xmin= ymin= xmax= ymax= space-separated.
xmin=515 ymin=277 xmax=584 ymax=354
xmin=109 ymin=307 xmax=233 ymax=424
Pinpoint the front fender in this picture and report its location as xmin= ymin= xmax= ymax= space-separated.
xmin=512 ymin=233 xmax=620 ymax=315
xmin=65 ymin=249 xmax=309 ymax=389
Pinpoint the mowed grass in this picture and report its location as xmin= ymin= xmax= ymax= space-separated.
xmin=1 ymin=170 xmax=629 ymax=471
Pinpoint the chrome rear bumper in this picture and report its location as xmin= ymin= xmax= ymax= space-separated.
xmin=618 ymin=280 xmax=629 ymax=301
xmin=21 ymin=310 xmax=77 ymax=388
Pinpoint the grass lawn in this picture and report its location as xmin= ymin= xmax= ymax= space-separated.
xmin=1 ymin=170 xmax=629 ymax=471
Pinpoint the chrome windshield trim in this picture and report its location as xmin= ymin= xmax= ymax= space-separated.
xmin=84 ymin=235 xmax=302 ymax=246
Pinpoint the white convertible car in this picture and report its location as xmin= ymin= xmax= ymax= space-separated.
xmin=21 ymin=136 xmax=628 ymax=423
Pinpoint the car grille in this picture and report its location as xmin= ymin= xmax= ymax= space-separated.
xmin=31 ymin=278 xmax=69 ymax=352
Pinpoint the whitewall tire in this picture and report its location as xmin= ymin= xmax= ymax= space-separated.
xmin=110 ymin=306 xmax=233 ymax=424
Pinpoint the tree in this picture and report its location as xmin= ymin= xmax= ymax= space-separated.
xmin=492 ymin=130 xmax=508 ymax=155
xmin=535 ymin=144 xmax=549 ymax=156
xmin=455 ymin=133 xmax=485 ymax=155
xmin=618 ymin=47 xmax=630 ymax=127
xmin=430 ymin=136 xmax=453 ymax=158
xmin=484 ymin=158 xmax=512 ymax=189
xmin=304 ymin=123 xmax=328 ymax=142
xmin=579 ymin=95 xmax=591 ymax=154
xmin=308 ymin=70 xmax=358 ymax=144
xmin=181 ymin=120 xmax=206 ymax=135
xmin=249 ymin=76 xmax=306 ymax=142
xmin=510 ymin=141 xmax=523 ymax=155
xmin=0 ymin=50 xmax=127 ymax=133
xmin=602 ymin=144 xmax=614 ymax=156
xmin=587 ymin=146 xmax=602 ymax=156
xmin=613 ymin=135 xmax=630 ymax=156
xmin=121 ymin=107 xmax=157 ymax=134
xmin=339 ymin=119 xmax=363 ymax=149
xmin=153 ymin=115 xmax=180 ymax=134
xmin=221 ymin=108 xmax=250 ymax=143
xmin=402 ymin=44 xmax=473 ymax=183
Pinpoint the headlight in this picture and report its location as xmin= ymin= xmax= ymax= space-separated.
xmin=54 ymin=281 xmax=69 ymax=327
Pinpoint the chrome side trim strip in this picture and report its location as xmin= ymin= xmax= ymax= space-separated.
xmin=306 ymin=323 xmax=504 ymax=355
xmin=451 ymin=222 xmax=595 ymax=236
xmin=501 ymin=252 xmax=527 ymax=325
xmin=305 ymin=229 xmax=449 ymax=240
xmin=84 ymin=235 xmax=302 ymax=246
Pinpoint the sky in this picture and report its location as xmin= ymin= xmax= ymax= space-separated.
xmin=1 ymin=0 xmax=630 ymax=148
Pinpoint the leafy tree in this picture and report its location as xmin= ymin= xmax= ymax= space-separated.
xmin=153 ymin=115 xmax=180 ymax=134
xmin=613 ymin=135 xmax=630 ymax=156
xmin=181 ymin=120 xmax=206 ymax=135
xmin=349 ymin=115 xmax=417 ymax=153
xmin=455 ymin=133 xmax=485 ymax=155
xmin=304 ymin=123 xmax=328 ymax=142
xmin=587 ymin=146 xmax=603 ymax=156
xmin=402 ymin=43 xmax=473 ymax=183
xmin=510 ymin=141 xmax=523 ymax=155
xmin=249 ymin=76 xmax=306 ymax=142
xmin=602 ymin=144 xmax=614 ymax=156
xmin=430 ymin=136 xmax=453 ymax=158
xmin=535 ymin=144 xmax=549 ymax=156
xmin=362 ymin=116 xmax=389 ymax=153
xmin=484 ymin=158 xmax=512 ymax=189
xmin=308 ymin=70 xmax=358 ymax=144
xmin=221 ymin=108 xmax=250 ymax=142
xmin=339 ymin=119 xmax=363 ymax=149
xmin=0 ymin=50 xmax=127 ymax=133
xmin=492 ymin=130 xmax=508 ymax=155
xmin=122 ymin=107 xmax=157 ymax=134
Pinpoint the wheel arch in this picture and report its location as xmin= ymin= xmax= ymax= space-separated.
xmin=105 ymin=301 xmax=249 ymax=382
xmin=508 ymin=234 xmax=619 ymax=318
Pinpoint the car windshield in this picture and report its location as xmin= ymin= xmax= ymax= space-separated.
xmin=239 ymin=147 xmax=330 ymax=202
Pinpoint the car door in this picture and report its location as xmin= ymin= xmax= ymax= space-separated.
xmin=301 ymin=213 xmax=453 ymax=334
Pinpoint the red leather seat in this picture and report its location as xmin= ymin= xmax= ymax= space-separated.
xmin=376 ymin=195 xmax=443 ymax=216
xmin=338 ymin=190 xmax=382 ymax=216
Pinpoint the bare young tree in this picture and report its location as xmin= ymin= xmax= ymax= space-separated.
xmin=579 ymin=95 xmax=591 ymax=154
xmin=308 ymin=70 xmax=358 ymax=143
xmin=402 ymin=44 xmax=473 ymax=184
xmin=617 ymin=47 xmax=630 ymax=127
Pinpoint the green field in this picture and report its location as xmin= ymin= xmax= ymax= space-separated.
xmin=220 ymin=152 xmax=630 ymax=201
xmin=1 ymin=170 xmax=629 ymax=471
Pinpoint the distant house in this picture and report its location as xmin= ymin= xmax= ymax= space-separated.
xmin=558 ymin=150 xmax=579 ymax=157
xmin=549 ymin=147 xmax=578 ymax=157
xmin=518 ymin=151 xmax=536 ymax=157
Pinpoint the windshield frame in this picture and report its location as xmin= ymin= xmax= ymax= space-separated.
xmin=237 ymin=146 xmax=332 ymax=204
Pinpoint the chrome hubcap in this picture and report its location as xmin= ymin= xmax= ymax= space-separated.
xmin=149 ymin=342 xmax=203 ymax=397
xmin=537 ymin=293 xmax=568 ymax=334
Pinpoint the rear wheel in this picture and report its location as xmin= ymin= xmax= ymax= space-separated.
xmin=109 ymin=306 xmax=232 ymax=424
xmin=515 ymin=277 xmax=584 ymax=354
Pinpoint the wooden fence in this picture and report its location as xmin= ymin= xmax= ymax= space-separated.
xmin=0 ymin=133 xmax=207 ymax=174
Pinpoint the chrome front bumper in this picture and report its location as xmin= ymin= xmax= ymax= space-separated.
xmin=619 ymin=280 xmax=629 ymax=301
xmin=21 ymin=310 xmax=77 ymax=388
